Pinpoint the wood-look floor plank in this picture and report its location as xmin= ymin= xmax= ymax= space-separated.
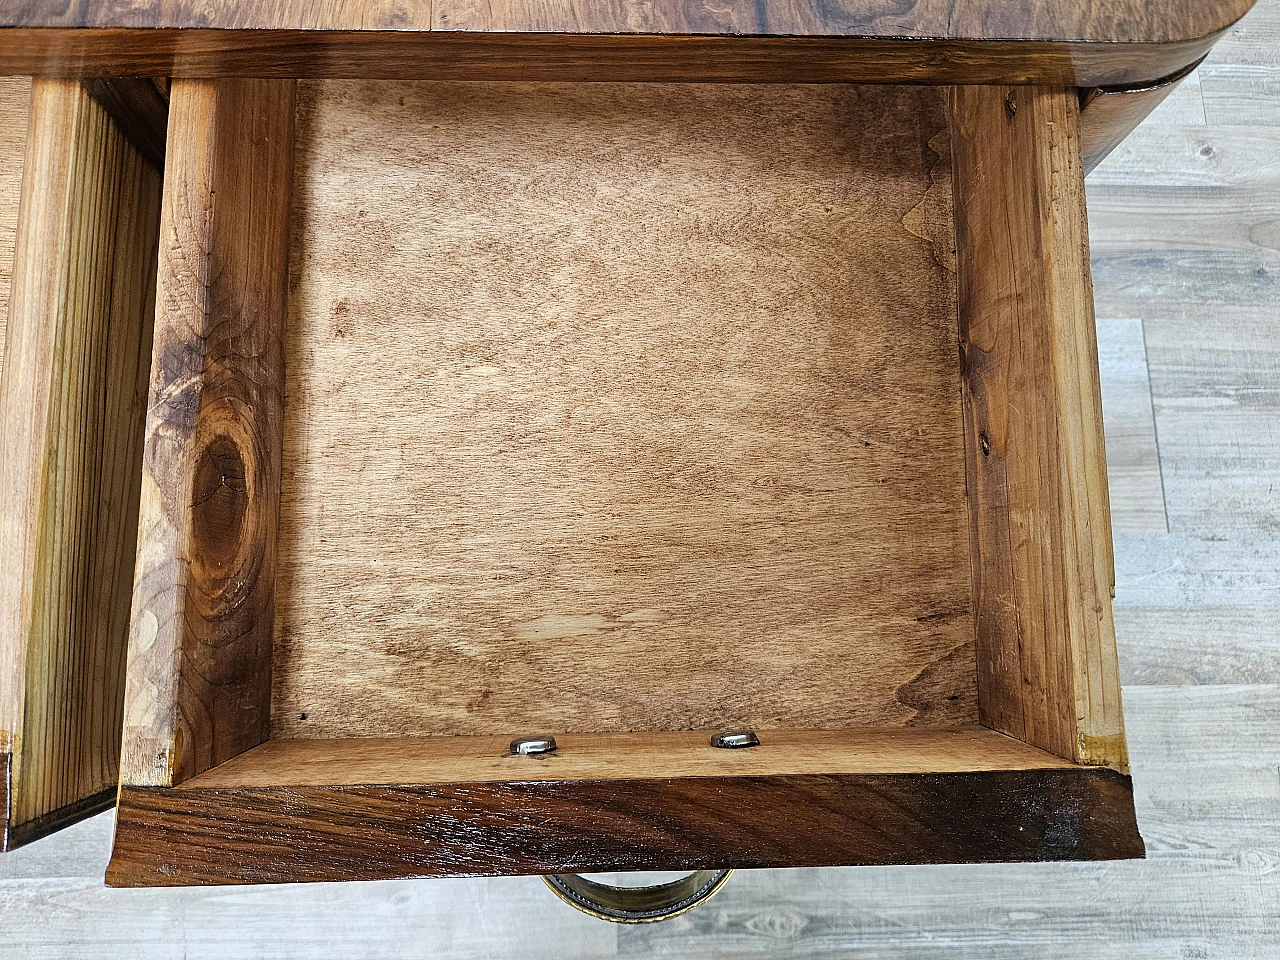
xmin=1116 ymin=605 xmax=1280 ymax=684
xmin=615 ymin=858 xmax=1280 ymax=958
xmin=0 ymin=810 xmax=110 ymax=882
xmin=1204 ymin=0 xmax=1280 ymax=67
xmin=1121 ymin=684 xmax=1280 ymax=854
xmin=2 ymin=858 xmax=1273 ymax=960
xmin=1202 ymin=66 xmax=1280 ymax=126
xmin=1114 ymin=533 xmax=1280 ymax=606
xmin=1113 ymin=533 xmax=1280 ymax=685
xmin=1202 ymin=0 xmax=1279 ymax=123
xmin=1136 ymin=68 xmax=1207 ymax=128
xmin=1097 ymin=318 xmax=1167 ymax=533
xmin=1088 ymin=177 xmax=1280 ymax=314
xmin=1141 ymin=307 xmax=1280 ymax=534
xmin=1200 ymin=0 xmax=1280 ymax=126
xmin=1087 ymin=126 xmax=1280 ymax=187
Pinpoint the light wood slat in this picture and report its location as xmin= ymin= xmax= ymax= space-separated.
xmin=79 ymin=78 xmax=169 ymax=171
xmin=951 ymin=85 xmax=1127 ymax=769
xmin=0 ymin=78 xmax=31 ymax=381
xmin=120 ymin=78 xmax=294 ymax=789
xmin=0 ymin=79 xmax=161 ymax=847
xmin=1097 ymin=318 xmax=1167 ymax=533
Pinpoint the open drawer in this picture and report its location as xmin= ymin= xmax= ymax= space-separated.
xmin=106 ymin=77 xmax=1142 ymax=886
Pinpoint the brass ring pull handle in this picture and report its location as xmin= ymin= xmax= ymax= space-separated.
xmin=543 ymin=870 xmax=733 ymax=923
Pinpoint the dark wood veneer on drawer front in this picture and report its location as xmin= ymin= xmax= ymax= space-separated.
xmin=108 ymin=730 xmax=1143 ymax=885
xmin=0 ymin=0 xmax=1256 ymax=87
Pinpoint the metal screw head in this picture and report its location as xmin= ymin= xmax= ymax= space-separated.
xmin=710 ymin=730 xmax=760 ymax=749
xmin=510 ymin=735 xmax=557 ymax=756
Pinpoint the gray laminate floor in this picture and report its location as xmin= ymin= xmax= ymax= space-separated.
xmin=4 ymin=4 xmax=1279 ymax=956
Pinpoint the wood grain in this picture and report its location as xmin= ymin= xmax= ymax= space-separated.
xmin=80 ymin=79 xmax=169 ymax=172
xmin=274 ymin=80 xmax=972 ymax=740
xmin=1080 ymin=62 xmax=1203 ymax=175
xmin=106 ymin=766 xmax=1141 ymax=885
xmin=0 ymin=0 xmax=1253 ymax=40
xmin=951 ymin=86 xmax=1129 ymax=771
xmin=180 ymin=728 xmax=1079 ymax=789
xmin=120 ymin=79 xmax=294 ymax=789
xmin=6 ymin=2 xmax=1280 ymax=947
xmin=0 ymin=79 xmax=161 ymax=849
xmin=0 ymin=33 xmax=1243 ymax=90
xmin=0 ymin=78 xmax=30 ymax=383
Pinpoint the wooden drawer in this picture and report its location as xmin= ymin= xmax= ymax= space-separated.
xmin=0 ymin=78 xmax=164 ymax=850
xmin=101 ymin=77 xmax=1143 ymax=887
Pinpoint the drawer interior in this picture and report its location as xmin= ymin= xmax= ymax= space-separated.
xmin=273 ymin=80 xmax=974 ymax=741
xmin=108 ymin=78 xmax=1140 ymax=885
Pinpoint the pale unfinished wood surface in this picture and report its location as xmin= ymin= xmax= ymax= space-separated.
xmin=0 ymin=79 xmax=160 ymax=841
xmin=0 ymin=78 xmax=30 ymax=382
xmin=952 ymin=85 xmax=1127 ymax=770
xmin=184 ymin=727 xmax=1074 ymax=789
xmin=120 ymin=78 xmax=294 ymax=789
xmin=274 ymin=80 xmax=972 ymax=740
